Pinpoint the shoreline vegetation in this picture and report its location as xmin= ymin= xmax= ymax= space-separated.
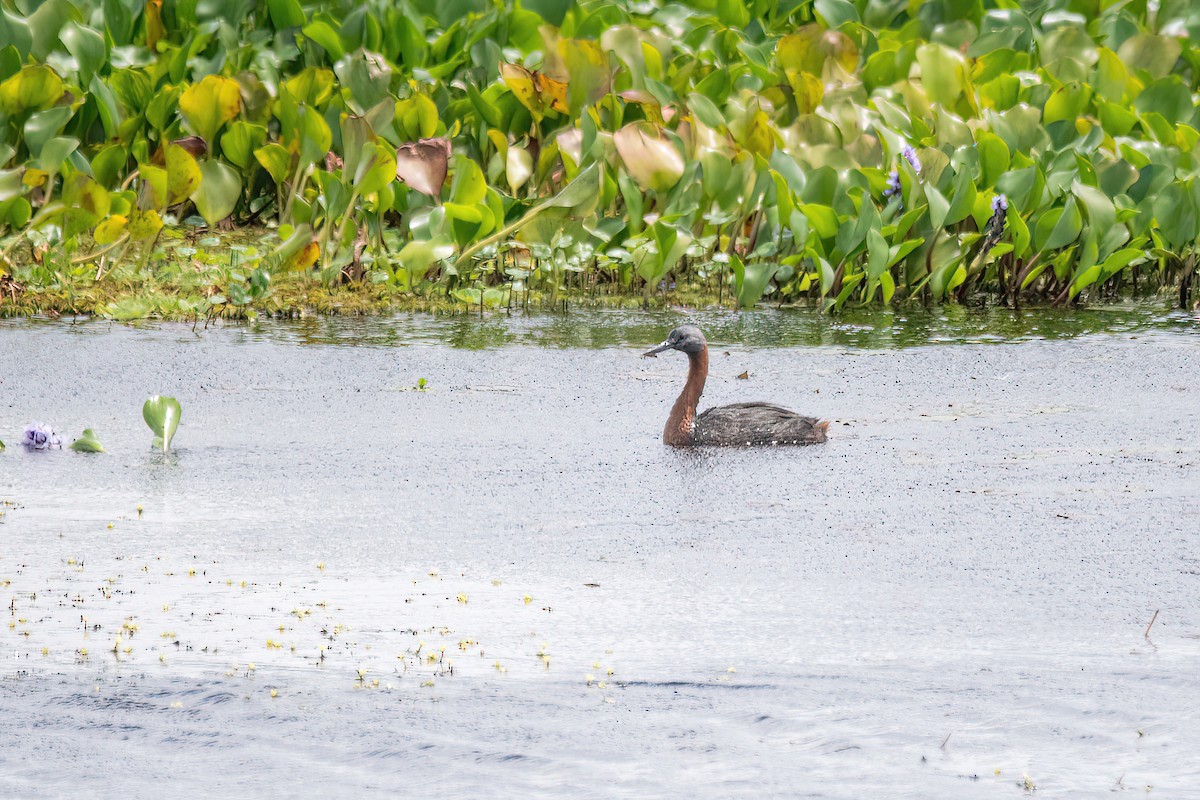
xmin=2 ymin=0 xmax=1200 ymax=320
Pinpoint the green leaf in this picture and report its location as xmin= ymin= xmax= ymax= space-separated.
xmin=926 ymin=185 xmax=950 ymax=230
xmin=916 ymin=43 xmax=968 ymax=107
xmin=221 ymin=122 xmax=267 ymax=170
xmin=179 ymin=75 xmax=242 ymax=145
xmin=193 ymin=160 xmax=242 ymax=226
xmin=0 ymin=65 xmax=64 ymax=115
xmin=69 ymin=428 xmax=105 ymax=453
xmin=614 ymin=122 xmax=684 ymax=194
xmin=165 ymin=144 xmax=202 ymax=205
xmin=60 ymin=22 xmax=106 ymax=84
xmin=143 ymin=396 xmax=182 ymax=454
xmin=1034 ymin=198 xmax=1083 ymax=252
xmin=267 ymin=0 xmax=305 ymax=28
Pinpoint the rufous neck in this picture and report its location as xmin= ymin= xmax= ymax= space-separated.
xmin=664 ymin=345 xmax=708 ymax=445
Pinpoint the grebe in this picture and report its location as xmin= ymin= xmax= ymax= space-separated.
xmin=643 ymin=325 xmax=829 ymax=447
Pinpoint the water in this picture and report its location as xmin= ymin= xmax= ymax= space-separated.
xmin=1 ymin=308 xmax=1198 ymax=798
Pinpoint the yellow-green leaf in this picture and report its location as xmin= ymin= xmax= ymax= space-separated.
xmin=179 ymin=75 xmax=242 ymax=145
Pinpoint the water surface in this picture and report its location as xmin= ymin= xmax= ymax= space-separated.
xmin=1 ymin=308 xmax=1198 ymax=797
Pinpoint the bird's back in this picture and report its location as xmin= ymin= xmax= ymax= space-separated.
xmin=692 ymin=402 xmax=828 ymax=446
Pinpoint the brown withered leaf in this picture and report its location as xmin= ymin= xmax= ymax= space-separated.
xmin=395 ymin=137 xmax=452 ymax=198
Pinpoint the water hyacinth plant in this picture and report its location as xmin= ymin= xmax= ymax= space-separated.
xmin=23 ymin=423 xmax=62 ymax=450
xmin=68 ymin=428 xmax=105 ymax=453
xmin=0 ymin=0 xmax=1198 ymax=313
xmin=143 ymin=396 xmax=182 ymax=453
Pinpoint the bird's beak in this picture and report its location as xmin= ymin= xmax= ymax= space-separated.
xmin=642 ymin=340 xmax=673 ymax=358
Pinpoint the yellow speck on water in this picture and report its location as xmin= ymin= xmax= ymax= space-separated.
xmin=136 ymin=505 xmax=144 ymax=517
xmin=606 ymin=668 xmax=614 ymax=676
xmin=428 ymin=569 xmax=439 ymax=577
xmin=270 ymin=689 xmax=278 ymax=698
xmin=1022 ymin=775 xmax=1035 ymax=791
xmin=421 ymin=680 xmax=435 ymax=687
xmin=247 ymin=662 xmax=255 ymax=671
xmin=79 ymin=648 xmax=88 ymax=656
xmin=586 ymin=674 xmax=595 ymax=684
xmin=187 ymin=569 xmax=196 ymax=577
xmin=317 ymin=563 xmax=325 ymax=572
xmin=457 ymin=592 xmax=468 ymax=604
xmin=225 ymin=580 xmax=233 ymax=586
xmin=162 ymin=604 xmax=170 ymax=612
xmin=491 ymin=579 xmax=502 ymax=586
xmin=40 ymin=648 xmax=48 ymax=656
xmin=6 ymin=622 xmax=13 ymax=630
xmin=726 ymin=667 xmax=736 ymax=673
xmin=240 ymin=581 xmax=246 ymax=588
xmin=107 ymin=523 xmax=114 ymax=529
xmin=523 ymin=595 xmax=532 ymax=605
xmin=170 ymin=701 xmax=183 ymax=709
xmin=159 ymin=655 xmax=166 ymax=663
xmin=597 ymin=681 xmax=606 ymax=689
xmin=994 ymin=769 xmax=1001 ymax=776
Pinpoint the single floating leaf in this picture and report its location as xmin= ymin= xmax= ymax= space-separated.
xmin=69 ymin=428 xmax=105 ymax=453
xmin=143 ymin=396 xmax=181 ymax=454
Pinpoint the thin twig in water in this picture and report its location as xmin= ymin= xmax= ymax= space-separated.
xmin=940 ymin=732 xmax=952 ymax=750
xmin=1144 ymin=609 xmax=1160 ymax=640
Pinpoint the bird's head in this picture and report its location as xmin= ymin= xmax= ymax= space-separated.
xmin=643 ymin=325 xmax=707 ymax=357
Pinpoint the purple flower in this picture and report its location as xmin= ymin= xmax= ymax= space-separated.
xmin=991 ymin=193 xmax=1008 ymax=214
xmin=23 ymin=422 xmax=62 ymax=450
xmin=901 ymin=144 xmax=921 ymax=175
xmin=883 ymin=170 xmax=902 ymax=199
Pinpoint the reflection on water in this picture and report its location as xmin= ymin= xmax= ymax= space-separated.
xmin=0 ymin=315 xmax=1198 ymax=797
xmin=2 ymin=302 xmax=1197 ymax=350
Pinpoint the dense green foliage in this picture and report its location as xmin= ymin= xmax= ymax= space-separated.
xmin=1 ymin=0 xmax=1200 ymax=315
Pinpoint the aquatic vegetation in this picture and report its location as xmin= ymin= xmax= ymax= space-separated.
xmin=22 ymin=422 xmax=61 ymax=450
xmin=68 ymin=428 xmax=105 ymax=453
xmin=142 ymin=396 xmax=182 ymax=453
xmin=1 ymin=0 xmax=1199 ymax=313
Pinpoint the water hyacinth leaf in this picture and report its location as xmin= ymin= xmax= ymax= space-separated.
xmin=354 ymin=142 xmax=397 ymax=196
xmin=1007 ymin=204 xmax=1030 ymax=258
xmin=560 ymin=38 xmax=610 ymax=113
xmin=395 ymin=93 xmax=439 ymax=140
xmin=449 ymin=155 xmax=487 ymax=206
xmin=143 ymin=396 xmax=181 ymax=453
xmin=1115 ymin=33 xmax=1181 ymax=80
xmin=165 ymin=144 xmax=202 ymax=205
xmin=976 ymin=131 xmax=1010 ymax=188
xmin=179 ymin=75 xmax=242 ymax=145
xmin=776 ymin=25 xmax=858 ymax=76
xmin=255 ymin=143 xmax=292 ymax=184
xmin=267 ymin=0 xmax=305 ymax=29
xmin=296 ymin=106 xmax=332 ymax=168
xmin=192 ymin=160 xmax=241 ymax=227
xmin=614 ymin=122 xmax=685 ymax=194
xmin=1034 ymin=198 xmax=1083 ymax=252
xmin=302 ymin=19 xmax=345 ymax=61
xmin=0 ymin=65 xmax=64 ymax=115
xmin=129 ymin=208 xmax=163 ymax=241
xmin=59 ymin=22 xmax=106 ymax=83
xmin=396 ymin=238 xmax=454 ymax=288
xmin=733 ymin=260 xmax=779 ymax=309
xmin=94 ymin=214 xmax=128 ymax=244
xmin=1043 ymin=82 xmax=1091 ymax=125
xmin=916 ymin=44 xmax=967 ymax=107
xmin=221 ymin=122 xmax=267 ymax=171
xmin=69 ymin=428 xmax=105 ymax=453
xmin=506 ymin=145 xmax=533 ymax=193
xmin=395 ymin=138 xmax=450 ymax=197
xmin=23 ymin=106 xmax=73 ymax=157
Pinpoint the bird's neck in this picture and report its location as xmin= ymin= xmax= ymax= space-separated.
xmin=664 ymin=346 xmax=708 ymax=445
